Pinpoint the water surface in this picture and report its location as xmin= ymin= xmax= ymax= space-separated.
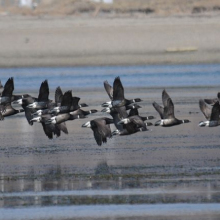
xmin=1 ymin=64 xmax=220 ymax=219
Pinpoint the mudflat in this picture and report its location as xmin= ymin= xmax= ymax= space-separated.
xmin=0 ymin=15 xmax=220 ymax=67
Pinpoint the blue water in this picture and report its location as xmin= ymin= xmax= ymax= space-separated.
xmin=0 ymin=64 xmax=220 ymax=90
xmin=1 ymin=204 xmax=220 ymax=220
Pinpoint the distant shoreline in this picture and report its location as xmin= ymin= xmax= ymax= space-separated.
xmin=0 ymin=15 xmax=220 ymax=68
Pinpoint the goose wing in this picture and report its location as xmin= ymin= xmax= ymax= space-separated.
xmin=104 ymin=80 xmax=113 ymax=100
xmin=61 ymin=90 xmax=72 ymax=108
xmin=57 ymin=122 xmax=68 ymax=134
xmin=91 ymin=119 xmax=112 ymax=146
xmin=162 ymin=89 xmax=171 ymax=108
xmin=204 ymin=98 xmax=218 ymax=106
xmin=164 ymin=98 xmax=175 ymax=119
xmin=129 ymin=115 xmax=146 ymax=129
xmin=115 ymin=106 xmax=128 ymax=119
xmin=38 ymin=80 xmax=49 ymax=102
xmin=55 ymin=86 xmax=63 ymax=106
xmin=152 ymin=101 xmax=164 ymax=119
xmin=2 ymin=77 xmax=14 ymax=98
xmin=71 ymin=97 xmax=81 ymax=110
xmin=111 ymin=112 xmax=124 ymax=131
xmin=95 ymin=119 xmax=112 ymax=138
xmin=41 ymin=115 xmax=61 ymax=139
xmin=210 ymin=101 xmax=220 ymax=121
xmin=113 ymin=77 xmax=124 ymax=101
xmin=199 ymin=99 xmax=212 ymax=120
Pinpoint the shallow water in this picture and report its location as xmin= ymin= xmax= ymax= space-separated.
xmin=0 ymin=64 xmax=220 ymax=90
xmin=1 ymin=64 xmax=220 ymax=219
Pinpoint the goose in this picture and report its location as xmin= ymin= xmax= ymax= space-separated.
xmin=27 ymin=80 xmax=51 ymax=109
xmin=102 ymin=77 xmax=142 ymax=108
xmin=46 ymin=107 xmax=97 ymax=125
xmin=21 ymin=80 xmax=52 ymax=124
xmin=70 ymin=108 xmax=97 ymax=117
xmin=126 ymin=107 xmax=155 ymax=122
xmin=82 ymin=117 xmax=113 ymax=146
xmin=33 ymin=86 xmax=65 ymax=116
xmin=0 ymin=103 xmax=24 ymax=119
xmin=112 ymin=107 xmax=152 ymax=136
xmin=31 ymin=114 xmax=68 ymax=139
xmin=101 ymin=104 xmax=142 ymax=131
xmin=101 ymin=103 xmax=142 ymax=114
xmin=152 ymin=89 xmax=190 ymax=126
xmin=49 ymin=94 xmax=88 ymax=115
xmin=198 ymin=99 xmax=220 ymax=127
xmin=45 ymin=112 xmax=85 ymax=125
xmin=42 ymin=90 xmax=73 ymax=115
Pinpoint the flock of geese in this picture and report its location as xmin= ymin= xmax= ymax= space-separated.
xmin=0 ymin=76 xmax=219 ymax=146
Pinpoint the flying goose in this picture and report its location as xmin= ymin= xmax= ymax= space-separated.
xmin=31 ymin=114 xmax=68 ymax=139
xmin=27 ymin=80 xmax=51 ymax=109
xmin=152 ymin=89 xmax=190 ymax=126
xmin=112 ymin=107 xmax=152 ymax=136
xmin=102 ymin=77 xmax=142 ymax=108
xmin=0 ymin=103 xmax=24 ymax=119
xmin=82 ymin=117 xmax=113 ymax=146
xmin=198 ymin=99 xmax=220 ymax=127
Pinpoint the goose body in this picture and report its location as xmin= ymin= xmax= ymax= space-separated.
xmin=102 ymin=77 xmax=142 ymax=108
xmin=152 ymin=89 xmax=190 ymax=127
xmin=198 ymin=99 xmax=220 ymax=127
xmin=31 ymin=114 xmax=68 ymax=139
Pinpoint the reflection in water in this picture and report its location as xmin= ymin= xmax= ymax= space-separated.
xmin=1 ymin=171 xmax=220 ymax=208
xmin=95 ymin=161 xmax=111 ymax=175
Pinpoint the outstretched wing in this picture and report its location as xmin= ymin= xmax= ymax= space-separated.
xmin=162 ymin=89 xmax=171 ymax=108
xmin=2 ymin=77 xmax=14 ymax=97
xmin=113 ymin=77 xmax=124 ymax=101
xmin=38 ymin=80 xmax=49 ymax=102
xmin=104 ymin=80 xmax=113 ymax=100
xmin=55 ymin=86 xmax=63 ymax=106
xmin=61 ymin=90 xmax=72 ymax=107
xmin=164 ymin=98 xmax=175 ymax=119
xmin=152 ymin=101 xmax=164 ymax=119
xmin=130 ymin=115 xmax=146 ymax=129
xmin=199 ymin=99 xmax=212 ymax=120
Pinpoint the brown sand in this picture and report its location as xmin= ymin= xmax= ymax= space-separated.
xmin=0 ymin=15 xmax=220 ymax=67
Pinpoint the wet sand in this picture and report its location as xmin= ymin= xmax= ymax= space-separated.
xmin=0 ymin=15 xmax=220 ymax=67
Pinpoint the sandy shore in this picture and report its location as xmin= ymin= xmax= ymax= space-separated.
xmin=0 ymin=15 xmax=220 ymax=67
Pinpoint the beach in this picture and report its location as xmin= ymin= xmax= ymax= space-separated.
xmin=0 ymin=14 xmax=220 ymax=67
xmin=0 ymin=8 xmax=220 ymax=219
